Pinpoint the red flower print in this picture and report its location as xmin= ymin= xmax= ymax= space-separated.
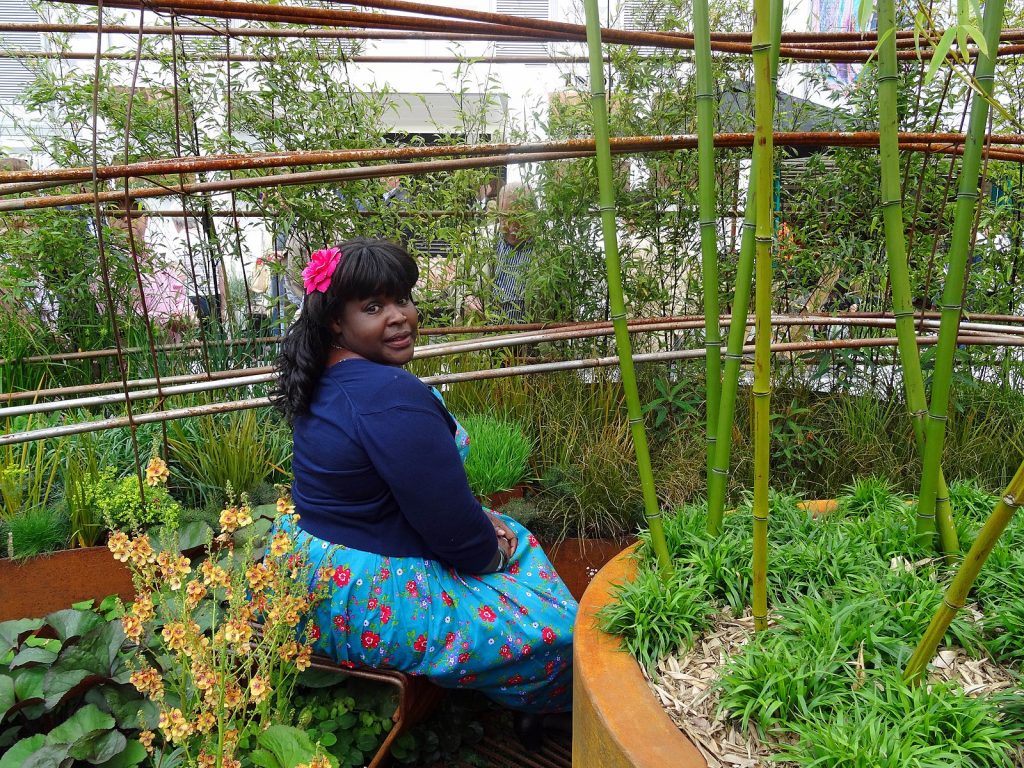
xmin=414 ymin=634 xmax=427 ymax=652
xmin=332 ymin=565 xmax=352 ymax=587
xmin=381 ymin=605 xmax=392 ymax=624
xmin=367 ymin=597 xmax=379 ymax=610
xmin=333 ymin=615 xmax=350 ymax=632
xmin=379 ymin=567 xmax=391 ymax=580
xmin=340 ymin=660 xmax=355 ymax=669
xmin=542 ymin=627 xmax=556 ymax=645
xmin=528 ymin=534 xmax=539 ymax=547
xmin=546 ymin=660 xmax=556 ymax=676
xmin=361 ymin=631 xmax=381 ymax=650
xmin=308 ymin=625 xmax=321 ymax=641
xmin=509 ymin=562 xmax=520 ymax=575
xmin=499 ymin=594 xmax=509 ymax=605
xmin=458 ymin=652 xmax=471 ymax=664
xmin=499 ymin=644 xmax=513 ymax=660
xmin=441 ymin=591 xmax=454 ymax=606
xmin=519 ymin=605 xmax=529 ymax=616
xmin=521 ymin=644 xmax=532 ymax=657
xmin=478 ymin=606 xmax=497 ymax=622
xmin=507 ymin=674 xmax=524 ymax=685
xmin=459 ymin=674 xmax=477 ymax=684
xmin=539 ymin=568 xmax=550 ymax=580
xmin=406 ymin=580 xmax=419 ymax=597
xmin=444 ymin=632 xmax=456 ymax=649
xmin=373 ymin=586 xmax=382 ymax=595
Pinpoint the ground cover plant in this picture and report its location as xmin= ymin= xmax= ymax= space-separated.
xmin=601 ymin=480 xmax=1024 ymax=765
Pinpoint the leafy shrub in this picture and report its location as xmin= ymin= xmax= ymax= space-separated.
xmin=85 ymin=466 xmax=182 ymax=532
xmin=460 ymin=414 xmax=534 ymax=497
xmin=0 ymin=599 xmax=154 ymax=768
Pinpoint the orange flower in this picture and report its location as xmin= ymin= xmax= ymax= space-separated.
xmin=185 ymin=580 xmax=206 ymax=609
xmin=121 ymin=614 xmax=144 ymax=642
xmin=295 ymin=644 xmax=312 ymax=672
xmin=145 ymin=456 xmax=170 ymax=486
xmin=269 ymin=531 xmax=292 ymax=558
xmin=223 ymin=683 xmax=243 ymax=709
xmin=107 ymin=531 xmax=131 ymax=562
xmin=138 ymin=730 xmax=155 ymax=754
xmin=157 ymin=553 xmax=191 ymax=590
xmin=237 ymin=504 xmax=253 ymax=528
xmin=131 ymin=592 xmax=155 ymax=623
xmin=219 ymin=505 xmax=239 ymax=534
xmin=276 ymin=495 xmax=294 ymax=515
xmin=249 ymin=675 xmax=272 ymax=703
xmin=195 ymin=712 xmax=216 ymax=734
xmin=129 ymin=667 xmax=164 ymax=700
xmin=193 ymin=664 xmax=217 ymax=691
xmin=129 ymin=535 xmax=157 ymax=567
xmin=158 ymin=708 xmax=191 ymax=743
xmin=246 ymin=562 xmax=273 ymax=593
xmin=161 ymin=622 xmax=188 ymax=653
xmin=197 ymin=752 xmax=216 ymax=768
xmin=278 ymin=640 xmax=298 ymax=662
xmin=199 ymin=560 xmax=230 ymax=589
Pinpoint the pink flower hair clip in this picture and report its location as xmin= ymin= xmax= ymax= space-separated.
xmin=302 ymin=247 xmax=342 ymax=294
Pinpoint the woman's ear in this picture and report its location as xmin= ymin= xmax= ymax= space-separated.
xmin=330 ymin=316 xmax=344 ymax=335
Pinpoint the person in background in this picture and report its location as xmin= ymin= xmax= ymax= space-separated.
xmin=492 ymin=183 xmax=536 ymax=323
xmin=270 ymin=238 xmax=575 ymax=749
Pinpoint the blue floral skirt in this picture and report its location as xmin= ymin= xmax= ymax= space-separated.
xmin=275 ymin=513 xmax=577 ymax=713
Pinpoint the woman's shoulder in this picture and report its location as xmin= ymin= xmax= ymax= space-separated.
xmin=328 ymin=360 xmax=437 ymax=415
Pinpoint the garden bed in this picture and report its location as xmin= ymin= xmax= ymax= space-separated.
xmin=596 ymin=479 xmax=1024 ymax=767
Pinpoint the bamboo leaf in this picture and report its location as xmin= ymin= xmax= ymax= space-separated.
xmin=925 ymin=27 xmax=957 ymax=84
xmin=961 ymin=23 xmax=988 ymax=56
xmin=857 ymin=0 xmax=875 ymax=31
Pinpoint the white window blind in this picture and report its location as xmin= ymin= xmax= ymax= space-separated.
xmin=0 ymin=0 xmax=40 ymax=103
xmin=495 ymin=0 xmax=549 ymax=57
xmin=621 ymin=0 xmax=666 ymax=56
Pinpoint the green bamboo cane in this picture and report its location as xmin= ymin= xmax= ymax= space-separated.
xmin=581 ymin=0 xmax=671 ymax=574
xmin=750 ymin=0 xmax=775 ymax=632
xmin=876 ymin=0 xmax=957 ymax=554
xmin=916 ymin=0 xmax=1004 ymax=552
xmin=693 ymin=0 xmax=721 ymax=489
xmin=905 ymin=457 xmax=1024 ymax=681
xmin=706 ymin=0 xmax=782 ymax=536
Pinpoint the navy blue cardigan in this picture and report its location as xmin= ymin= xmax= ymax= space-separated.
xmin=291 ymin=358 xmax=497 ymax=573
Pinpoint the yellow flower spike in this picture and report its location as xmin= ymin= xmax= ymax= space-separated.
xmin=269 ymin=531 xmax=292 ymax=558
xmin=219 ymin=506 xmax=239 ymax=534
xmin=197 ymin=752 xmax=216 ymax=768
xmin=295 ymin=645 xmax=312 ymax=672
xmin=223 ymin=684 xmax=243 ymax=709
xmin=185 ymin=580 xmax=206 ymax=609
xmin=107 ymin=531 xmax=130 ymax=562
xmin=276 ymin=495 xmax=294 ymax=515
xmin=138 ymin=730 xmax=155 ymax=754
xmin=158 ymin=708 xmax=191 ymax=743
xmin=278 ymin=641 xmax=298 ymax=662
xmin=121 ymin=614 xmax=144 ymax=642
xmin=248 ymin=675 xmax=272 ymax=703
xmin=131 ymin=592 xmax=155 ymax=623
xmin=237 ymin=504 xmax=253 ymax=528
xmin=195 ymin=712 xmax=216 ymax=734
xmin=129 ymin=535 xmax=157 ymax=566
xmin=193 ymin=665 xmax=217 ymax=691
xmin=310 ymin=757 xmax=332 ymax=768
xmin=145 ymin=456 xmax=170 ymax=486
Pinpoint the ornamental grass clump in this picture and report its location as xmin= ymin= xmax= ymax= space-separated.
xmin=460 ymin=414 xmax=534 ymax=498
xmin=108 ymin=487 xmax=333 ymax=768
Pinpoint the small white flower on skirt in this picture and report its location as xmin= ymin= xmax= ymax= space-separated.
xmin=397 ymin=568 xmax=404 ymax=575
xmin=488 ymin=638 xmax=494 ymax=645
xmin=444 ymin=617 xmax=451 ymax=623
xmin=356 ymin=579 xmax=363 ymax=585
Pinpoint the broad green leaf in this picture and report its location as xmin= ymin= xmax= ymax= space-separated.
xmin=10 ymin=647 xmax=58 ymax=669
xmin=68 ymin=728 xmax=126 ymax=764
xmin=47 ymin=703 xmax=114 ymax=746
xmin=0 ymin=734 xmax=45 ymax=768
xmin=926 ymin=27 xmax=957 ymax=84
xmin=0 ymin=725 xmax=22 ymax=748
xmin=45 ymin=609 xmax=104 ymax=643
xmin=71 ymin=600 xmax=96 ymax=611
xmin=42 ymin=668 xmax=94 ymax=711
xmin=84 ymin=685 xmax=157 ymax=730
xmin=22 ymin=743 xmax=72 ymax=768
xmin=256 ymin=724 xmax=319 ymax=768
xmin=13 ymin=667 xmax=45 ymax=703
xmin=177 ymin=520 xmax=213 ymax=551
xmin=23 ymin=637 xmax=61 ymax=653
xmin=0 ymin=675 xmax=13 ymax=719
xmin=95 ymin=740 xmax=146 ymax=768
xmin=0 ymin=619 xmax=44 ymax=657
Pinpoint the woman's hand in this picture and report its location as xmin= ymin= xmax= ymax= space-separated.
xmin=486 ymin=510 xmax=518 ymax=557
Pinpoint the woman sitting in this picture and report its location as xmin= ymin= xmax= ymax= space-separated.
xmin=271 ymin=238 xmax=577 ymax=728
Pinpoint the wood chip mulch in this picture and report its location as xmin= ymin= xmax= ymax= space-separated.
xmin=645 ymin=609 xmax=1024 ymax=768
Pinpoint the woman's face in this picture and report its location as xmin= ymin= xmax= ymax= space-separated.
xmin=333 ymin=293 xmax=418 ymax=366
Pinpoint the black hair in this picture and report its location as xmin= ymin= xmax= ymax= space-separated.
xmin=271 ymin=238 xmax=418 ymax=423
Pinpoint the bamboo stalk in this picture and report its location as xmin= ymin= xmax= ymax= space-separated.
xmin=904 ymin=458 xmax=1024 ymax=681
xmin=877 ymin=0 xmax=956 ymax=553
xmin=706 ymin=0 xmax=783 ymax=536
xmin=916 ymin=0 xmax=1005 ymax=552
xmin=581 ymin=0 xmax=671 ymax=574
xmin=750 ymin=0 xmax=777 ymax=632
xmin=693 ymin=0 xmax=721 ymax=488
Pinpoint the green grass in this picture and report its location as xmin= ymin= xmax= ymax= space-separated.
xmin=3 ymin=505 xmax=71 ymax=559
xmin=604 ymin=475 xmax=1024 ymax=765
xmin=459 ymin=414 xmax=534 ymax=497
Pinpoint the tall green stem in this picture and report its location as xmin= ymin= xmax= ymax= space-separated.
xmin=905 ymin=458 xmax=1024 ymax=681
xmin=750 ymin=0 xmax=775 ymax=632
xmin=876 ymin=0 xmax=956 ymax=554
xmin=582 ymin=0 xmax=671 ymax=573
xmin=706 ymin=0 xmax=782 ymax=536
xmin=916 ymin=0 xmax=1004 ymax=551
xmin=693 ymin=0 xmax=720 ymax=489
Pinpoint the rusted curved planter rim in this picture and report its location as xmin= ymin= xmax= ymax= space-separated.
xmin=572 ymin=499 xmax=836 ymax=767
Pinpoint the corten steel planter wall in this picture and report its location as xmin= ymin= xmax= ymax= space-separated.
xmin=0 ymin=547 xmax=135 ymax=622
xmin=572 ymin=500 xmax=837 ymax=767
xmin=573 ymin=542 xmax=706 ymax=768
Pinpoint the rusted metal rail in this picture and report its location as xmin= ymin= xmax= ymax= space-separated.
xmin=0 ymin=51 xmax=604 ymax=64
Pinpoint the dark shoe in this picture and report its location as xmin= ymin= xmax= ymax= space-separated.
xmin=512 ymin=711 xmax=545 ymax=752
